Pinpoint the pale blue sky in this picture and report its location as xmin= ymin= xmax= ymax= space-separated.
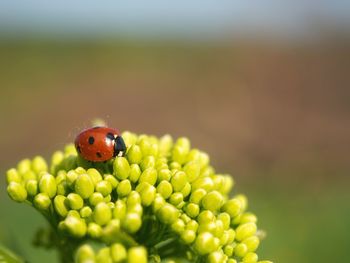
xmin=0 ymin=1 xmax=349 ymax=40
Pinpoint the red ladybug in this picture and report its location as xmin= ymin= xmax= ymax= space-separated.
xmin=75 ymin=127 xmax=126 ymax=162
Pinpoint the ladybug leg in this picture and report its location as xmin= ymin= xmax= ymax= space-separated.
xmin=114 ymin=136 xmax=127 ymax=157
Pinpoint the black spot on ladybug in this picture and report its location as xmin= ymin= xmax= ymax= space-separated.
xmin=96 ymin=152 xmax=102 ymax=158
xmin=88 ymin=136 xmax=95 ymax=145
xmin=106 ymin=133 xmax=115 ymax=141
xmin=77 ymin=146 xmax=81 ymax=153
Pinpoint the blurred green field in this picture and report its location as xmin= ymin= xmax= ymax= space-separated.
xmin=0 ymin=41 xmax=349 ymax=263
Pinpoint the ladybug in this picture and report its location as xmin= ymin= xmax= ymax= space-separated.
xmin=75 ymin=126 xmax=126 ymax=162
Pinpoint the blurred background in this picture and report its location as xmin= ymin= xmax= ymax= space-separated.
xmin=0 ymin=1 xmax=349 ymax=262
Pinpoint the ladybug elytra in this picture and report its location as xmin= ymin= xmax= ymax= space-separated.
xmin=75 ymin=127 xmax=126 ymax=162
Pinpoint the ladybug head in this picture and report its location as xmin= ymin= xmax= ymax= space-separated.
xmin=114 ymin=136 xmax=126 ymax=157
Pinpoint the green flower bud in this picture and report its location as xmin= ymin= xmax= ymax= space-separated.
xmin=50 ymin=151 xmax=64 ymax=173
xmin=57 ymin=181 xmax=69 ymax=196
xmin=184 ymin=203 xmax=199 ymax=218
xmin=96 ymin=180 xmax=112 ymax=196
xmin=258 ymin=261 xmax=273 ymax=263
xmin=75 ymin=167 xmax=86 ymax=175
xmin=139 ymin=168 xmax=157 ymax=185
xmin=6 ymin=168 xmax=21 ymax=184
xmin=157 ymin=169 xmax=171 ymax=182
xmin=219 ymin=231 xmax=230 ymax=245
xmin=169 ymin=162 xmax=181 ymax=170
xmin=138 ymin=183 xmax=156 ymax=207
xmin=240 ymin=212 xmax=258 ymax=224
xmin=192 ymin=177 xmax=214 ymax=192
xmin=34 ymin=193 xmax=51 ymax=210
xmin=228 ymin=259 xmax=238 ymax=263
xmin=140 ymin=156 xmax=156 ymax=171
xmin=104 ymin=194 xmax=112 ymax=203
xmin=221 ymin=198 xmax=242 ymax=218
xmin=96 ymin=247 xmax=112 ymax=263
xmin=180 ymin=182 xmax=192 ymax=198
xmin=122 ymin=131 xmax=138 ymax=147
xmin=217 ymin=213 xmax=231 ymax=230
xmin=219 ymin=175 xmax=234 ymax=195
xmin=202 ymin=191 xmax=224 ymax=211
xmin=186 ymin=149 xmax=200 ymax=162
xmin=7 ymin=182 xmax=27 ymax=202
xmin=75 ymin=244 xmax=95 ymax=263
xmin=32 ymin=156 xmax=48 ymax=174
xmin=214 ymin=220 xmax=224 ymax=237
xmin=157 ymin=180 xmax=173 ymax=199
xmin=75 ymin=174 xmax=94 ymax=199
xmin=87 ymin=222 xmax=103 ymax=238
xmin=186 ymin=220 xmax=199 ymax=232
xmin=113 ymin=200 xmax=126 ymax=220
xmin=149 ymin=143 xmax=159 ymax=157
xmin=171 ymin=218 xmax=185 ymax=234
xmin=67 ymin=210 xmax=81 ymax=218
xmin=122 ymin=213 xmax=142 ymax=233
xmin=169 ymin=192 xmax=183 ymax=206
xmin=157 ymin=204 xmax=179 ymax=224
xmin=17 ymin=159 xmax=31 ymax=175
xmin=93 ymin=202 xmax=112 ymax=226
xmin=126 ymin=191 xmax=141 ymax=207
xmin=127 ymin=144 xmax=143 ymax=164
xmin=152 ymin=194 xmax=166 ymax=213
xmin=80 ymin=206 xmax=93 ymax=218
xmin=208 ymin=251 xmax=225 ymax=263
xmin=159 ymin=134 xmax=173 ymax=156
xmin=22 ymin=170 xmax=37 ymax=182
xmin=224 ymin=244 xmax=234 ymax=257
xmin=181 ymin=229 xmax=196 ymax=244
xmin=194 ymin=232 xmax=217 ymax=255
xmin=190 ymin=189 xmax=207 ymax=204
xmin=236 ymin=222 xmax=257 ymax=241
xmin=198 ymin=152 xmax=209 ymax=168
xmin=111 ymin=243 xmax=127 ymax=262
xmin=54 ymin=195 xmax=69 ymax=217
xmin=128 ymin=246 xmax=147 ymax=263
xmin=87 ymin=168 xmax=103 ymax=185
xmin=198 ymin=221 xmax=216 ymax=234
xmin=183 ymin=161 xmax=200 ymax=182
xmin=242 ymin=236 xmax=260 ymax=252
xmin=235 ymin=243 xmax=248 ymax=258
xmin=64 ymin=144 xmax=77 ymax=156
xmin=102 ymin=219 xmax=121 ymax=243
xmin=172 ymin=146 xmax=188 ymax=165
xmin=117 ymin=179 xmax=132 ymax=197
xmin=66 ymin=170 xmax=78 ymax=187
xmin=26 ymin=179 xmax=38 ymax=196
xmin=67 ymin=193 xmax=84 ymax=210
xmin=242 ymin=252 xmax=258 ymax=263
xmin=171 ymin=171 xmax=187 ymax=192
xmin=104 ymin=174 xmax=119 ymax=189
xmin=197 ymin=210 xmax=215 ymax=225
xmin=113 ymin=157 xmax=130 ymax=180
xmin=129 ymin=164 xmax=141 ymax=183
xmin=236 ymin=194 xmax=248 ymax=212
xmin=55 ymin=171 xmax=67 ymax=184
xmin=180 ymin=213 xmax=191 ymax=224
xmin=201 ymin=166 xmax=215 ymax=177
xmin=176 ymin=137 xmax=190 ymax=151
xmin=227 ymin=229 xmax=236 ymax=244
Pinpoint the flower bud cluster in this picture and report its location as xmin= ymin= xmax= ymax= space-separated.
xmin=6 ymin=131 xmax=272 ymax=263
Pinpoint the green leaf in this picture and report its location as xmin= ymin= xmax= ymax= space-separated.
xmin=0 ymin=245 xmax=25 ymax=263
